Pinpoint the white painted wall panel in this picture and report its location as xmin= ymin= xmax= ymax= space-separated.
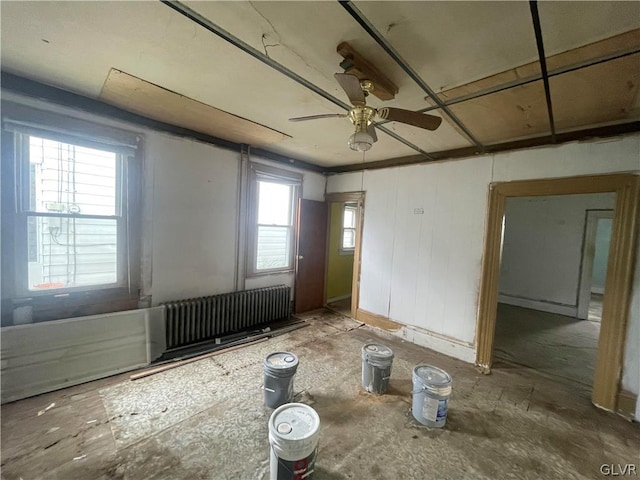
xmin=358 ymin=168 xmax=399 ymax=316
xmin=386 ymin=159 xmax=492 ymax=344
xmin=0 ymin=307 xmax=165 ymax=403
xmin=492 ymin=135 xmax=640 ymax=182
xmin=499 ymin=193 xmax=615 ymax=311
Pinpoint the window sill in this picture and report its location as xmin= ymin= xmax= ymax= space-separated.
xmin=339 ymin=249 xmax=355 ymax=256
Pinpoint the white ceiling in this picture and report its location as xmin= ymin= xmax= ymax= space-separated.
xmin=1 ymin=1 xmax=639 ymax=168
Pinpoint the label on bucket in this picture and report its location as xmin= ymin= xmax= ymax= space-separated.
xmin=275 ymin=449 xmax=316 ymax=480
xmin=423 ymin=397 xmax=448 ymax=422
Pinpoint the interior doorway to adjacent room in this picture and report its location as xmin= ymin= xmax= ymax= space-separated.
xmin=324 ymin=192 xmax=364 ymax=319
xmin=475 ymin=173 xmax=639 ymax=412
xmin=492 ymin=194 xmax=614 ymax=390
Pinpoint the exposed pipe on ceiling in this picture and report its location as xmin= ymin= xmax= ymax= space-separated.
xmin=338 ymin=0 xmax=485 ymax=151
xmin=529 ymin=0 xmax=557 ymax=142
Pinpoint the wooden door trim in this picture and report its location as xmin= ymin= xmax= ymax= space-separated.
xmin=325 ymin=192 xmax=365 ymax=319
xmin=475 ymin=173 xmax=640 ymax=411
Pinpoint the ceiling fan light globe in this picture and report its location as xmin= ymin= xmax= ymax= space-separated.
xmin=348 ymin=131 xmax=374 ymax=152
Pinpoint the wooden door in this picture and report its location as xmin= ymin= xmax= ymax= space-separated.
xmin=294 ymin=199 xmax=327 ymax=313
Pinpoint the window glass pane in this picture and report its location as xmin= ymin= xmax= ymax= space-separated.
xmin=343 ymin=208 xmax=354 ymax=228
xmin=258 ymin=181 xmax=291 ymax=225
xmin=342 ymin=229 xmax=355 ymax=249
xmin=28 ymin=216 xmax=118 ymax=290
xmin=256 ymin=226 xmax=290 ymax=270
xmin=343 ymin=205 xmax=357 ymax=228
xmin=28 ymin=136 xmax=117 ymax=216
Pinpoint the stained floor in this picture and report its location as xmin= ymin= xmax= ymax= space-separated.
xmin=1 ymin=310 xmax=638 ymax=480
xmin=326 ymin=297 xmax=351 ymax=317
xmin=493 ymin=303 xmax=600 ymax=387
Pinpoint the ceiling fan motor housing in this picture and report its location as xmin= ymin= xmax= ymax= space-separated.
xmin=349 ymin=106 xmax=377 ymax=130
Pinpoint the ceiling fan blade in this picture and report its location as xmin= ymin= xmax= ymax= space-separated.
xmin=367 ymin=124 xmax=378 ymax=143
xmin=334 ymin=73 xmax=365 ymax=106
xmin=377 ymin=107 xmax=442 ymax=131
xmin=289 ymin=113 xmax=348 ymax=122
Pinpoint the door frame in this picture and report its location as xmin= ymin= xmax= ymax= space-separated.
xmin=475 ymin=173 xmax=639 ymax=411
xmin=324 ymin=192 xmax=365 ymax=319
xmin=577 ymin=209 xmax=614 ymax=319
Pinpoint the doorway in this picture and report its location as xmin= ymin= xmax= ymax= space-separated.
xmin=493 ymin=194 xmax=614 ymax=389
xmin=577 ymin=210 xmax=614 ymax=322
xmin=324 ymin=192 xmax=365 ymax=319
xmin=475 ymin=174 xmax=639 ymax=411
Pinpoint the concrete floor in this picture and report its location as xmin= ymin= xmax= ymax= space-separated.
xmin=493 ymin=301 xmax=600 ymax=387
xmin=1 ymin=309 xmax=638 ymax=480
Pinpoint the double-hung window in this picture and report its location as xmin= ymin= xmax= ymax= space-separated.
xmin=341 ymin=203 xmax=357 ymax=253
xmin=248 ymin=164 xmax=301 ymax=274
xmin=1 ymin=106 xmax=140 ymax=324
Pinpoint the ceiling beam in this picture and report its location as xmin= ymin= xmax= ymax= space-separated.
xmin=325 ymin=122 xmax=640 ymax=173
xmin=338 ymin=0 xmax=485 ymax=151
xmin=160 ymin=0 xmax=434 ymax=160
xmin=529 ymin=0 xmax=556 ymax=142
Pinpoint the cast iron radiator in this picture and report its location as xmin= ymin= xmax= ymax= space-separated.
xmin=162 ymin=285 xmax=291 ymax=350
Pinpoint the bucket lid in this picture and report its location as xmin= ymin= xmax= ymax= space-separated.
xmin=362 ymin=343 xmax=393 ymax=360
xmin=264 ymin=352 xmax=299 ymax=370
xmin=269 ymin=403 xmax=320 ymax=441
xmin=413 ymin=365 xmax=452 ymax=386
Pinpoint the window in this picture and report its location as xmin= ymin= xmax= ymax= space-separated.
xmin=1 ymin=107 xmax=140 ymax=323
xmin=341 ymin=203 xmax=357 ymax=253
xmin=248 ymin=164 xmax=301 ymax=274
xmin=21 ymin=136 xmax=123 ymax=291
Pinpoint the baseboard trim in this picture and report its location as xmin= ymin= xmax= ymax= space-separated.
xmin=498 ymin=294 xmax=577 ymax=317
xmin=617 ymin=390 xmax=637 ymax=421
xmin=356 ymin=308 xmax=402 ymax=331
xmin=356 ymin=308 xmax=476 ymax=363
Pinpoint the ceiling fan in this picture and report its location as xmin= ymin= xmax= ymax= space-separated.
xmin=289 ymin=73 xmax=443 ymax=152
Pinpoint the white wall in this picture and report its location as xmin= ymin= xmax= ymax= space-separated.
xmin=498 ymin=193 xmax=615 ymax=316
xmin=147 ymin=135 xmax=239 ymax=303
xmin=327 ymin=134 xmax=640 ymax=397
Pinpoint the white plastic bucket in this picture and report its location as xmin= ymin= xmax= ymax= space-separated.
xmin=268 ymin=402 xmax=320 ymax=480
xmin=412 ymin=365 xmax=452 ymax=428
xmin=361 ymin=343 xmax=394 ymax=394
xmin=263 ymin=352 xmax=299 ymax=409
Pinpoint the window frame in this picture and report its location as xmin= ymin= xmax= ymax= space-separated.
xmin=246 ymin=163 xmax=302 ymax=276
xmin=14 ymin=133 xmax=129 ymax=297
xmin=340 ymin=202 xmax=357 ymax=254
xmin=1 ymin=104 xmax=141 ymax=324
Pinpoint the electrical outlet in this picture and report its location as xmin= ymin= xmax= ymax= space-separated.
xmin=413 ymin=208 xmax=424 ymax=214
